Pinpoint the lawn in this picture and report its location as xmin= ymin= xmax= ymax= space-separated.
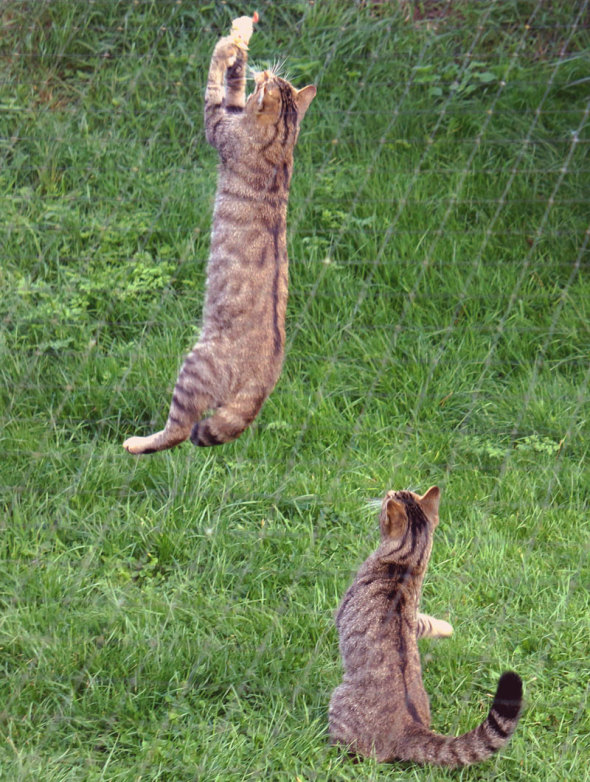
xmin=1 ymin=1 xmax=589 ymax=780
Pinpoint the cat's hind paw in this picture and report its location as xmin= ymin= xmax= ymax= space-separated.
xmin=123 ymin=435 xmax=157 ymax=455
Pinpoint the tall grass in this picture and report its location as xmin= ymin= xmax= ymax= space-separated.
xmin=1 ymin=1 xmax=589 ymax=779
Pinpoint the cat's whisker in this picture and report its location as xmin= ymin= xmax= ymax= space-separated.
xmin=247 ymin=60 xmax=273 ymax=78
xmin=271 ymin=57 xmax=288 ymax=78
xmin=247 ymin=59 xmax=291 ymax=83
xmin=245 ymin=63 xmax=261 ymax=79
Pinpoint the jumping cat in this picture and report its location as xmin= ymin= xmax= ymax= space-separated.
xmin=329 ymin=486 xmax=523 ymax=767
xmin=124 ymin=13 xmax=316 ymax=454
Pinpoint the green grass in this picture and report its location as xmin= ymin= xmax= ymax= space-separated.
xmin=1 ymin=0 xmax=589 ymax=779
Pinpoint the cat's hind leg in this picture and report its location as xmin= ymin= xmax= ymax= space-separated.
xmin=190 ymin=385 xmax=266 ymax=447
xmin=123 ymin=424 xmax=191 ymax=455
xmin=417 ymin=613 xmax=453 ymax=639
xmin=123 ymin=346 xmax=218 ymax=455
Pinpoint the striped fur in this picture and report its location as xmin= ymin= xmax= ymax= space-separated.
xmin=123 ymin=17 xmax=316 ymax=455
xmin=329 ymin=487 xmax=523 ymax=767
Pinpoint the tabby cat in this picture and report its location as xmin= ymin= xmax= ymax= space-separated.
xmin=124 ymin=14 xmax=316 ymax=454
xmin=329 ymin=486 xmax=523 ymax=767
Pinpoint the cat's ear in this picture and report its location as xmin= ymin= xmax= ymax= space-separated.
xmin=295 ymin=85 xmax=316 ymax=122
xmin=381 ymin=497 xmax=408 ymax=540
xmin=418 ymin=486 xmax=441 ymax=526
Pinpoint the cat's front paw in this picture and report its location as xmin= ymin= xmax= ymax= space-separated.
xmin=431 ymin=618 xmax=454 ymax=638
xmin=214 ymin=37 xmax=240 ymax=68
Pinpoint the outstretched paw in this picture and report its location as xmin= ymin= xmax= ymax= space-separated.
xmin=430 ymin=618 xmax=454 ymax=638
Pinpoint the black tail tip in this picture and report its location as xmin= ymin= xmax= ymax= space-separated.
xmin=494 ymin=671 xmax=523 ymax=720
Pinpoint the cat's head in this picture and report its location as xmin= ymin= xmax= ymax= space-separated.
xmin=377 ymin=486 xmax=441 ymax=567
xmin=245 ymin=70 xmax=316 ymax=142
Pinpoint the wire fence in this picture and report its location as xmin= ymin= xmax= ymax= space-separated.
xmin=1 ymin=0 xmax=589 ymax=777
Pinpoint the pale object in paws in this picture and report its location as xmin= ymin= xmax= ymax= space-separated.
xmin=230 ymin=12 xmax=258 ymax=49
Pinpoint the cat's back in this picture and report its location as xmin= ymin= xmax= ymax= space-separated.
xmin=329 ymin=559 xmax=413 ymax=762
xmin=336 ymin=555 xmax=415 ymax=655
xmin=209 ymin=157 xmax=289 ymax=265
xmin=330 ymin=555 xmax=428 ymax=761
xmin=202 ymin=149 xmax=291 ymax=366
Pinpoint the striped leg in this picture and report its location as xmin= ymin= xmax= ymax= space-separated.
xmin=225 ymin=47 xmax=248 ymax=109
xmin=205 ymin=37 xmax=238 ymax=106
xmin=225 ymin=14 xmax=255 ymax=108
xmin=123 ymin=346 xmax=217 ymax=455
xmin=204 ymin=37 xmax=239 ymax=147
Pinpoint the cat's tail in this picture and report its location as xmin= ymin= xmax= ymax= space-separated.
xmin=400 ymin=671 xmax=522 ymax=768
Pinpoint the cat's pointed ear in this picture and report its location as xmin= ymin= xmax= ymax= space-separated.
xmin=419 ymin=486 xmax=441 ymax=526
xmin=295 ymin=85 xmax=316 ymax=122
xmin=381 ymin=497 xmax=408 ymax=540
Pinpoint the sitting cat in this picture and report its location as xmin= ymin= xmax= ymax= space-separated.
xmin=329 ymin=486 xmax=523 ymax=767
xmin=124 ymin=13 xmax=316 ymax=454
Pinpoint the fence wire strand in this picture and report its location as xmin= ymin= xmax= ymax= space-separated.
xmin=1 ymin=0 xmax=589 ymax=777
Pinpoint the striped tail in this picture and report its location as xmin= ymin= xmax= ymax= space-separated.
xmin=401 ymin=672 xmax=523 ymax=767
